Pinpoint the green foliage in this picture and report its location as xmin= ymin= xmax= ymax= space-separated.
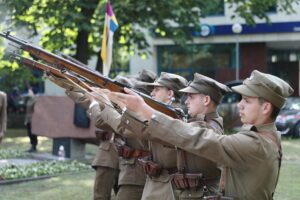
xmin=0 ymin=160 xmax=91 ymax=180
xmin=0 ymin=0 xmax=298 ymax=89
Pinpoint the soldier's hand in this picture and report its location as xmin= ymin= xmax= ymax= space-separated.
xmin=109 ymin=88 xmax=154 ymax=120
xmin=87 ymin=87 xmax=113 ymax=108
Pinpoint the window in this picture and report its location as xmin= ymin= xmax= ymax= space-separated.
xmin=157 ymin=43 xmax=235 ymax=79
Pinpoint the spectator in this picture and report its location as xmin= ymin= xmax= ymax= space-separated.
xmin=0 ymin=91 xmax=7 ymax=143
xmin=25 ymin=88 xmax=38 ymax=152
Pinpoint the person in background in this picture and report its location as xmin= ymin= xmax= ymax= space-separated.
xmin=25 ymin=88 xmax=38 ymax=152
xmin=0 ymin=91 xmax=7 ymax=143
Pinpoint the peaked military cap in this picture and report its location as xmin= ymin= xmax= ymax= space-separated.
xmin=114 ymin=75 xmax=134 ymax=88
xmin=146 ymin=72 xmax=188 ymax=99
xmin=127 ymin=69 xmax=157 ymax=83
xmin=180 ymin=73 xmax=231 ymax=104
xmin=232 ymin=70 xmax=294 ymax=108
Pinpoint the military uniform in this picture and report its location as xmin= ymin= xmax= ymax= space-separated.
xmin=120 ymin=70 xmax=293 ymax=200
xmin=0 ymin=91 xmax=7 ymax=143
xmin=25 ymin=94 xmax=38 ymax=152
xmin=174 ymin=113 xmax=223 ymax=199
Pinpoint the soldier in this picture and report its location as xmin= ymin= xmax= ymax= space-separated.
xmin=48 ymin=75 xmax=119 ymax=200
xmin=109 ymin=70 xmax=293 ymax=200
xmin=0 ymin=91 xmax=7 ymax=143
xmin=49 ymin=69 xmax=157 ymax=200
xmin=87 ymin=71 xmax=157 ymax=200
xmin=169 ymin=73 xmax=231 ymax=199
xmin=90 ymin=72 xmax=188 ymax=200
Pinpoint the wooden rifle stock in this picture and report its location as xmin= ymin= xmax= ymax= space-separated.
xmin=1 ymin=32 xmax=182 ymax=119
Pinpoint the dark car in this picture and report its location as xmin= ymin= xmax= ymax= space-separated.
xmin=218 ymin=80 xmax=243 ymax=132
xmin=276 ymin=97 xmax=300 ymax=137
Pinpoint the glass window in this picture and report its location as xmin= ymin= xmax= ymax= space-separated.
xmin=157 ymin=43 xmax=235 ymax=79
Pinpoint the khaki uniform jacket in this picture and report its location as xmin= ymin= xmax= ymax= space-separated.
xmin=131 ymin=111 xmax=281 ymax=200
xmin=24 ymin=96 xmax=36 ymax=125
xmin=0 ymin=91 xmax=7 ymax=138
xmin=176 ymin=112 xmax=223 ymax=198
xmin=88 ymin=104 xmax=147 ymax=186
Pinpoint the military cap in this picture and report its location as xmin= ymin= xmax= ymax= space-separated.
xmin=114 ymin=75 xmax=134 ymax=88
xmin=232 ymin=70 xmax=294 ymax=108
xmin=180 ymin=73 xmax=231 ymax=104
xmin=133 ymin=69 xmax=157 ymax=83
xmin=146 ymin=72 xmax=188 ymax=99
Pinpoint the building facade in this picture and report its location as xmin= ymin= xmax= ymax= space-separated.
xmin=130 ymin=2 xmax=300 ymax=96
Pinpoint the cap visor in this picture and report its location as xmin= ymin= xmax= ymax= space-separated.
xmin=179 ymin=86 xmax=199 ymax=93
xmin=144 ymin=82 xmax=162 ymax=87
xmin=232 ymin=85 xmax=259 ymax=97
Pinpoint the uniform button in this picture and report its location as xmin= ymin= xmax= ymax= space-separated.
xmin=188 ymin=194 xmax=191 ymax=197
xmin=126 ymin=120 xmax=130 ymax=124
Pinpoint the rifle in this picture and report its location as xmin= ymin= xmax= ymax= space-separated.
xmin=1 ymin=32 xmax=183 ymax=119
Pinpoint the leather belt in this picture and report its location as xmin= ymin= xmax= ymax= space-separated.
xmin=116 ymin=144 xmax=150 ymax=159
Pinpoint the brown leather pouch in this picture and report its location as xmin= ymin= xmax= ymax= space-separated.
xmin=172 ymin=173 xmax=189 ymax=189
xmin=138 ymin=158 xmax=162 ymax=177
xmin=118 ymin=145 xmax=132 ymax=158
xmin=171 ymin=173 xmax=203 ymax=190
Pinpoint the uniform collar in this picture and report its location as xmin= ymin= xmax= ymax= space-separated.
xmin=189 ymin=112 xmax=218 ymax=122
xmin=241 ymin=122 xmax=277 ymax=132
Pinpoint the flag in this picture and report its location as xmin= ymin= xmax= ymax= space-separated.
xmin=101 ymin=1 xmax=118 ymax=76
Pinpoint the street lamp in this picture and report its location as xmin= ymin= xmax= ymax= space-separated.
xmin=232 ymin=23 xmax=242 ymax=80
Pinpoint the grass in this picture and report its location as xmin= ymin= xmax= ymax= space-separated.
xmin=0 ymin=130 xmax=300 ymax=199
xmin=274 ymin=138 xmax=300 ymax=200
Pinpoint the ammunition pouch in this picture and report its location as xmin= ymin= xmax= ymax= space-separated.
xmin=203 ymin=195 xmax=234 ymax=200
xmin=171 ymin=173 xmax=203 ymax=190
xmin=138 ymin=157 xmax=163 ymax=177
xmin=116 ymin=145 xmax=150 ymax=159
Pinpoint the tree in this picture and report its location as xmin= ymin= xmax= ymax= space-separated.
xmin=0 ymin=0 xmax=298 ymax=79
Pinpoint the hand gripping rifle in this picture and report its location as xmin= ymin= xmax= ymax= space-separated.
xmin=1 ymin=32 xmax=183 ymax=119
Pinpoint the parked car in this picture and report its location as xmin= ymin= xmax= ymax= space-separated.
xmin=276 ymin=97 xmax=300 ymax=137
xmin=218 ymin=80 xmax=243 ymax=132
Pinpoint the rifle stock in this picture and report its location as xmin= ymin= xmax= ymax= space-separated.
xmin=1 ymin=32 xmax=182 ymax=119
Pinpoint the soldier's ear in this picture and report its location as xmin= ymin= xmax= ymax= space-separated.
xmin=167 ymin=89 xmax=175 ymax=99
xmin=262 ymin=101 xmax=272 ymax=115
xmin=203 ymin=95 xmax=211 ymax=106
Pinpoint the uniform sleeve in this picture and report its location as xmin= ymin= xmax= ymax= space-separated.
xmin=142 ymin=111 xmax=264 ymax=169
xmin=87 ymin=105 xmax=144 ymax=139
xmin=65 ymin=90 xmax=90 ymax=109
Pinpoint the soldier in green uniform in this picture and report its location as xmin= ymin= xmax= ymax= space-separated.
xmin=170 ymin=73 xmax=231 ymax=199
xmin=109 ymin=70 xmax=293 ymax=200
